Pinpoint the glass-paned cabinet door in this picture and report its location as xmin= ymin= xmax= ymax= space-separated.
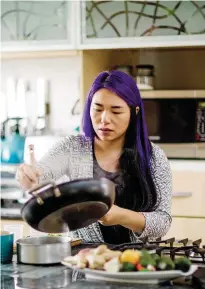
xmin=81 ymin=0 xmax=205 ymax=48
xmin=1 ymin=1 xmax=75 ymax=49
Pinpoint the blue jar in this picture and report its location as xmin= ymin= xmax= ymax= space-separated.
xmin=1 ymin=231 xmax=14 ymax=263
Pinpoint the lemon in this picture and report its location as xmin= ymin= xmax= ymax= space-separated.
xmin=120 ymin=249 xmax=140 ymax=265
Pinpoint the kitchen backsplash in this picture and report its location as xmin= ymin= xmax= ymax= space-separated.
xmin=1 ymin=56 xmax=81 ymax=135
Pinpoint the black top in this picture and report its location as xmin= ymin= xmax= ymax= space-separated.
xmin=93 ymin=154 xmax=131 ymax=244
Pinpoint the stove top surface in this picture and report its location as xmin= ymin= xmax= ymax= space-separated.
xmin=72 ymin=237 xmax=205 ymax=263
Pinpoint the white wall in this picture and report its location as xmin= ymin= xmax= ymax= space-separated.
xmin=1 ymin=56 xmax=81 ymax=135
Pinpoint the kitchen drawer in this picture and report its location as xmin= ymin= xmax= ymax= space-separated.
xmin=165 ymin=217 xmax=205 ymax=244
xmin=171 ymin=170 xmax=205 ymax=217
xmin=196 ymin=144 xmax=205 ymax=159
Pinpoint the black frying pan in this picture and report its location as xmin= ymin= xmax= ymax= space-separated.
xmin=21 ymin=178 xmax=115 ymax=233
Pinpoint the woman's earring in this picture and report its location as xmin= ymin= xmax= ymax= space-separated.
xmin=136 ymin=106 xmax=140 ymax=115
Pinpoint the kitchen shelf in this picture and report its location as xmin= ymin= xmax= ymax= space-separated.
xmin=80 ymin=48 xmax=205 ymax=103
xmin=140 ymin=90 xmax=205 ymax=99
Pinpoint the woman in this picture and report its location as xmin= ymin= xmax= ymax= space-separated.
xmin=16 ymin=70 xmax=172 ymax=244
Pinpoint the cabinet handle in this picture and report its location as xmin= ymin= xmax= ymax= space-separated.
xmin=172 ymin=192 xmax=192 ymax=197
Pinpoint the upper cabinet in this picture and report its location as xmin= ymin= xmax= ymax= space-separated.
xmin=79 ymin=0 xmax=205 ymax=49
xmin=1 ymin=0 xmax=77 ymax=52
xmin=1 ymin=1 xmax=205 ymax=52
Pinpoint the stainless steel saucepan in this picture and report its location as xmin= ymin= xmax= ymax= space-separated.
xmin=16 ymin=236 xmax=74 ymax=265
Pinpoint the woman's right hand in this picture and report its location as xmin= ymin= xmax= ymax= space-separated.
xmin=16 ymin=145 xmax=42 ymax=191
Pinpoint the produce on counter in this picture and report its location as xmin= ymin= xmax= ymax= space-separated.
xmin=156 ymin=255 xmax=175 ymax=270
xmin=64 ymin=245 xmax=121 ymax=270
xmin=140 ymin=249 xmax=156 ymax=268
xmin=175 ymin=256 xmax=192 ymax=272
xmin=121 ymin=262 xmax=136 ymax=272
xmin=120 ymin=249 xmax=140 ymax=264
xmin=63 ymin=245 xmax=192 ymax=273
xmin=104 ymin=257 xmax=122 ymax=273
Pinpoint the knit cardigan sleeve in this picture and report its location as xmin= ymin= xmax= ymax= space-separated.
xmin=130 ymin=143 xmax=172 ymax=240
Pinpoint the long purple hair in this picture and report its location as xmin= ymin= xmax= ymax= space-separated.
xmin=82 ymin=70 xmax=152 ymax=176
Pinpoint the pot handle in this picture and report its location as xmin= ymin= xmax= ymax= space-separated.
xmin=26 ymin=181 xmax=62 ymax=205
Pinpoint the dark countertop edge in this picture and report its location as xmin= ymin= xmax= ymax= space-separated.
xmin=168 ymin=157 xmax=205 ymax=161
xmin=1 ymin=215 xmax=23 ymax=220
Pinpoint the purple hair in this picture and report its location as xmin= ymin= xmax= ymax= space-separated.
xmin=82 ymin=70 xmax=152 ymax=175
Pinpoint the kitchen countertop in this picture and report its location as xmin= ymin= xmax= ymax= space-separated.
xmin=1 ymin=255 xmax=198 ymax=289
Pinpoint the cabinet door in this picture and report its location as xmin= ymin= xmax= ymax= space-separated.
xmin=171 ymin=170 xmax=205 ymax=217
xmin=80 ymin=1 xmax=205 ymax=49
xmin=196 ymin=144 xmax=205 ymax=159
xmin=1 ymin=1 xmax=76 ymax=51
xmin=165 ymin=217 xmax=205 ymax=244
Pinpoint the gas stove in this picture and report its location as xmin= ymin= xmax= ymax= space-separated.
xmin=112 ymin=237 xmax=205 ymax=265
xmin=73 ymin=237 xmax=205 ymax=265
xmin=154 ymin=237 xmax=205 ymax=265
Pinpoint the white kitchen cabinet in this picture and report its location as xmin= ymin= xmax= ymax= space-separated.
xmin=1 ymin=1 xmax=77 ymax=52
xmin=165 ymin=217 xmax=205 ymax=244
xmin=165 ymin=162 xmax=205 ymax=242
xmin=2 ymin=1 xmax=205 ymax=52
xmin=196 ymin=144 xmax=205 ymax=159
xmin=171 ymin=169 xmax=205 ymax=217
xmin=79 ymin=1 xmax=205 ymax=49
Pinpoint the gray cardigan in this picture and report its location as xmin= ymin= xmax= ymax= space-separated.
xmin=37 ymin=135 xmax=172 ymax=243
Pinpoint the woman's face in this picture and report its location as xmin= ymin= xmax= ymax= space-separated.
xmin=90 ymin=88 xmax=131 ymax=141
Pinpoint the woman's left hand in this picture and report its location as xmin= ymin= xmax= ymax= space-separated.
xmin=99 ymin=205 xmax=124 ymax=226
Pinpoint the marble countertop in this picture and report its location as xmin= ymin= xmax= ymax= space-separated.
xmin=1 ymin=256 xmax=193 ymax=289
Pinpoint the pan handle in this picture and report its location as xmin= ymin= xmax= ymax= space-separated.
xmin=26 ymin=181 xmax=62 ymax=205
xmin=53 ymin=186 xmax=61 ymax=198
xmin=30 ymin=192 xmax=44 ymax=205
xmin=39 ymin=182 xmax=62 ymax=198
xmin=26 ymin=182 xmax=54 ymax=205
xmin=26 ymin=182 xmax=54 ymax=195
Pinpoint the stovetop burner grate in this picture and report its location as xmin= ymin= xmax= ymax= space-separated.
xmin=72 ymin=237 xmax=205 ymax=264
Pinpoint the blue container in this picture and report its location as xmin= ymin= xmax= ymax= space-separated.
xmin=1 ymin=119 xmax=25 ymax=165
xmin=1 ymin=231 xmax=14 ymax=263
xmin=1 ymin=133 xmax=25 ymax=164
